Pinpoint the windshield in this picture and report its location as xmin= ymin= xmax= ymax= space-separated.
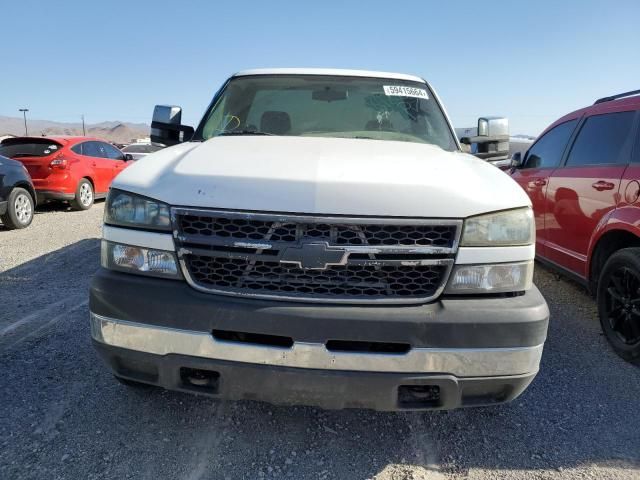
xmin=197 ymin=75 xmax=458 ymax=150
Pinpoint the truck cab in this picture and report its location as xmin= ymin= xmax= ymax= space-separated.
xmin=89 ymin=69 xmax=549 ymax=410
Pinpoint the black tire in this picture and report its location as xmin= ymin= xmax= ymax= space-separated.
xmin=0 ymin=187 xmax=34 ymax=229
xmin=113 ymin=375 xmax=155 ymax=389
xmin=597 ymin=248 xmax=640 ymax=365
xmin=70 ymin=178 xmax=94 ymax=210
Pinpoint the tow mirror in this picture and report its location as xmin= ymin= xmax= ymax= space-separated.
xmin=150 ymin=105 xmax=194 ymax=146
xmin=477 ymin=117 xmax=508 ymax=137
xmin=459 ymin=117 xmax=510 ymax=162
xmin=510 ymin=152 xmax=523 ymax=169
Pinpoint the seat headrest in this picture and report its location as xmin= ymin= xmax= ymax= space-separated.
xmin=260 ymin=111 xmax=291 ymax=135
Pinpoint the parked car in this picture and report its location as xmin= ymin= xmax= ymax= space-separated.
xmin=0 ymin=155 xmax=37 ymax=229
xmin=90 ymin=68 xmax=549 ymax=411
xmin=0 ymin=136 xmax=133 ymax=210
xmin=510 ymin=89 xmax=640 ymax=364
xmin=121 ymin=142 xmax=164 ymax=161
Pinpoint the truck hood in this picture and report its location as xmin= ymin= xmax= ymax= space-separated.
xmin=112 ymin=136 xmax=530 ymax=218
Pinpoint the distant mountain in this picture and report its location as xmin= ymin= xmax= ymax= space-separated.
xmin=511 ymin=134 xmax=536 ymax=140
xmin=0 ymin=116 xmax=149 ymax=143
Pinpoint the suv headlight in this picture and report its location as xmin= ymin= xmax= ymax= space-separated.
xmin=105 ymin=189 xmax=171 ymax=230
xmin=460 ymin=207 xmax=534 ymax=247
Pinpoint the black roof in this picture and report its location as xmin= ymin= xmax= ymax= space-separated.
xmin=594 ymin=89 xmax=640 ymax=105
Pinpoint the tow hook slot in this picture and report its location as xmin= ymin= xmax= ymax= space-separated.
xmin=180 ymin=368 xmax=220 ymax=392
xmin=398 ymin=385 xmax=441 ymax=408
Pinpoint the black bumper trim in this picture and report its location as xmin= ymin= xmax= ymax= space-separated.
xmin=36 ymin=190 xmax=75 ymax=202
xmin=94 ymin=342 xmax=536 ymax=411
xmin=90 ymin=269 xmax=549 ymax=349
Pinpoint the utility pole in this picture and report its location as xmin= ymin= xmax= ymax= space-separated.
xmin=81 ymin=114 xmax=86 ymax=136
xmin=19 ymin=108 xmax=29 ymax=136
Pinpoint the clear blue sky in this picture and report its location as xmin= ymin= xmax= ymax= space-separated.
xmin=2 ymin=0 xmax=639 ymax=135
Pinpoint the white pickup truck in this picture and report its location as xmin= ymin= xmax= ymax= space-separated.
xmin=90 ymin=69 xmax=549 ymax=410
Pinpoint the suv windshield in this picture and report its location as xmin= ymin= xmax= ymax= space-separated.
xmin=198 ymin=75 xmax=458 ymax=151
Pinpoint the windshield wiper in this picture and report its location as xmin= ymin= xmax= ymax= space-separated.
xmin=218 ymin=130 xmax=275 ymax=136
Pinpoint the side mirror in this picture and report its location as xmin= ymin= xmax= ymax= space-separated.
xmin=459 ymin=117 xmax=510 ymax=162
xmin=124 ymin=153 xmax=134 ymax=161
xmin=150 ymin=105 xmax=194 ymax=146
xmin=477 ymin=117 xmax=508 ymax=138
xmin=510 ymin=152 xmax=523 ymax=170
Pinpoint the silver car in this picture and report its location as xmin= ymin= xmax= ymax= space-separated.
xmin=120 ymin=143 xmax=163 ymax=161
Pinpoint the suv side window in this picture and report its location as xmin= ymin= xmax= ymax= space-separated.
xmin=522 ymin=119 xmax=578 ymax=169
xmin=565 ymin=111 xmax=636 ymax=167
xmin=101 ymin=142 xmax=125 ymax=160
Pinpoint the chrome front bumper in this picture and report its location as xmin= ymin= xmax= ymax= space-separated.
xmin=90 ymin=312 xmax=543 ymax=378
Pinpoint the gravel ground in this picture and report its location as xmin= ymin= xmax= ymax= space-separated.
xmin=1 ymin=204 xmax=639 ymax=480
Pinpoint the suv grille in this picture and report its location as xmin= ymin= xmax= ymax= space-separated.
xmin=173 ymin=208 xmax=461 ymax=304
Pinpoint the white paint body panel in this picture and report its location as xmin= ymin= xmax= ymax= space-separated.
xmin=103 ymin=225 xmax=174 ymax=251
xmin=112 ymin=136 xmax=530 ymax=219
xmin=455 ymin=245 xmax=535 ymax=264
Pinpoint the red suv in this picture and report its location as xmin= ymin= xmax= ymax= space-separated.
xmin=511 ymin=89 xmax=640 ymax=364
xmin=0 ymin=136 xmax=132 ymax=210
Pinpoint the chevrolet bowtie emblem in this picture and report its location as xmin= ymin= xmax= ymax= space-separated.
xmin=280 ymin=242 xmax=348 ymax=270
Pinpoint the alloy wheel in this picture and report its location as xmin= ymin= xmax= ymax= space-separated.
xmin=14 ymin=193 xmax=32 ymax=225
xmin=604 ymin=266 xmax=640 ymax=345
xmin=80 ymin=183 xmax=93 ymax=206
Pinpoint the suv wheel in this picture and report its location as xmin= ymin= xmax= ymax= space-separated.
xmin=597 ymin=248 xmax=640 ymax=364
xmin=1 ymin=187 xmax=34 ymax=229
xmin=71 ymin=179 xmax=94 ymax=210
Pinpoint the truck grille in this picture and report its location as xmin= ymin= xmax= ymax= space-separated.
xmin=172 ymin=208 xmax=461 ymax=304
xmin=179 ymin=215 xmax=456 ymax=247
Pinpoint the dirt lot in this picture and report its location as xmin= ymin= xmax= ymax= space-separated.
xmin=1 ymin=203 xmax=639 ymax=480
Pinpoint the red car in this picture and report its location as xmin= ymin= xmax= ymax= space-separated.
xmin=0 ymin=136 xmax=133 ymax=210
xmin=510 ymin=89 xmax=640 ymax=364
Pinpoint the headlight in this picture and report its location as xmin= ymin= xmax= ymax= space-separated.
xmin=445 ymin=261 xmax=533 ymax=294
xmin=105 ymin=189 xmax=171 ymax=230
xmin=461 ymin=208 xmax=534 ymax=247
xmin=101 ymin=240 xmax=180 ymax=279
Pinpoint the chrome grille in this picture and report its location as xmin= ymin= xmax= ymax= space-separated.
xmin=173 ymin=208 xmax=461 ymax=304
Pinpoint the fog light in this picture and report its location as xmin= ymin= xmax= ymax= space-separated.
xmin=446 ymin=261 xmax=533 ymax=294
